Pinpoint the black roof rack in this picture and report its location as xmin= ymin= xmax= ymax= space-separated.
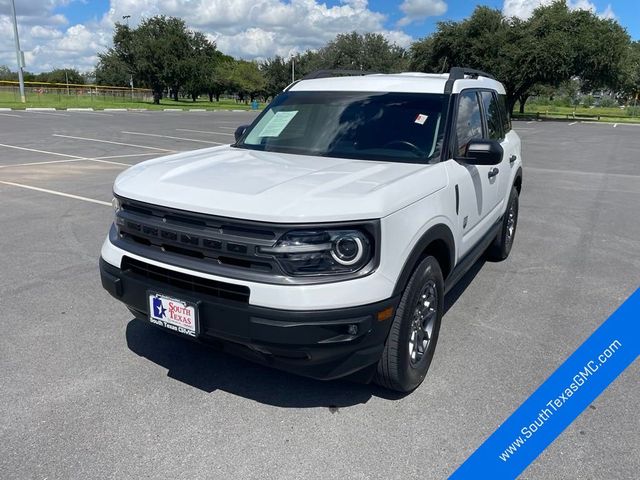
xmin=301 ymin=69 xmax=380 ymax=80
xmin=444 ymin=67 xmax=495 ymax=94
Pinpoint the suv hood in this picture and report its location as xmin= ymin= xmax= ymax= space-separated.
xmin=114 ymin=145 xmax=447 ymax=223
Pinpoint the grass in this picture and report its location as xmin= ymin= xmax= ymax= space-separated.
xmin=0 ymin=91 xmax=259 ymax=111
xmin=517 ymin=104 xmax=640 ymax=123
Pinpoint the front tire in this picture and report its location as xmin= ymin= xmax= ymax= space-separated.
xmin=374 ymin=256 xmax=443 ymax=392
xmin=488 ymin=186 xmax=519 ymax=261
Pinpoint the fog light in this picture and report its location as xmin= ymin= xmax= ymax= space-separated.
xmin=347 ymin=324 xmax=358 ymax=335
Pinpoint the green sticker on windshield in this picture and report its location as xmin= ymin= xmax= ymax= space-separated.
xmin=259 ymin=111 xmax=298 ymax=137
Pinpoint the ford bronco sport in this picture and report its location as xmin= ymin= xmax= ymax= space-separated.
xmin=100 ymin=67 xmax=522 ymax=392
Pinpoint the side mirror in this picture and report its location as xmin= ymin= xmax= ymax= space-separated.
xmin=458 ymin=139 xmax=503 ymax=165
xmin=234 ymin=124 xmax=249 ymax=143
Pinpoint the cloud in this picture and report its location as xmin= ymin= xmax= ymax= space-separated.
xmin=397 ymin=0 xmax=447 ymax=26
xmin=599 ymin=4 xmax=615 ymax=19
xmin=104 ymin=0 xmax=408 ymax=57
xmin=0 ymin=0 xmax=103 ymax=72
xmin=502 ymin=0 xmax=616 ymax=20
xmin=0 ymin=0 xmax=415 ymax=72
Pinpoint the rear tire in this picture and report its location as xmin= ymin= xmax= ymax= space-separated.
xmin=488 ymin=186 xmax=519 ymax=261
xmin=374 ymin=256 xmax=443 ymax=392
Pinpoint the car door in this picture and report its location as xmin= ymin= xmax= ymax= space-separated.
xmin=479 ymin=90 xmax=515 ymax=215
xmin=444 ymin=89 xmax=502 ymax=257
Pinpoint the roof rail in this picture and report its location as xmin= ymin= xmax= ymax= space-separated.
xmin=444 ymin=67 xmax=495 ymax=94
xmin=301 ymin=69 xmax=380 ymax=80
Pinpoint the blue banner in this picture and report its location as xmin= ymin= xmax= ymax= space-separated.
xmin=450 ymin=288 xmax=640 ymax=479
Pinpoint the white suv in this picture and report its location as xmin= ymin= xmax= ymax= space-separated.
xmin=100 ymin=68 xmax=522 ymax=392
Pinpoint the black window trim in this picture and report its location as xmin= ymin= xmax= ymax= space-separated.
xmin=477 ymin=89 xmax=506 ymax=142
xmin=449 ymin=88 xmax=486 ymax=157
xmin=497 ymin=93 xmax=512 ymax=135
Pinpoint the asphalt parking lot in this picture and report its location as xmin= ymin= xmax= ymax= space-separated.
xmin=0 ymin=111 xmax=638 ymax=479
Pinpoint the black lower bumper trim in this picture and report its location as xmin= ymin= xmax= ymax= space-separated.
xmin=100 ymin=257 xmax=399 ymax=380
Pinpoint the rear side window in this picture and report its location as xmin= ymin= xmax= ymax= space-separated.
xmin=481 ymin=91 xmax=503 ymax=140
xmin=455 ymin=91 xmax=483 ymax=156
xmin=497 ymin=94 xmax=511 ymax=134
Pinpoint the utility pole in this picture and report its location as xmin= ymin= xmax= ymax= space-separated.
xmin=291 ymin=58 xmax=295 ymax=83
xmin=10 ymin=0 xmax=26 ymax=103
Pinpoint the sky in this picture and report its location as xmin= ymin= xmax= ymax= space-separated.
xmin=0 ymin=0 xmax=636 ymax=73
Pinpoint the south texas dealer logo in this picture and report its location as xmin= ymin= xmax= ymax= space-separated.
xmin=149 ymin=295 xmax=196 ymax=337
xmin=152 ymin=297 xmax=167 ymax=318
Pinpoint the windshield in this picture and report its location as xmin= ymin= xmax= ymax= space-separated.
xmin=237 ymin=91 xmax=446 ymax=163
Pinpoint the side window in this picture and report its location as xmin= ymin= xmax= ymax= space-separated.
xmin=455 ymin=91 xmax=483 ymax=156
xmin=497 ymin=94 xmax=511 ymax=134
xmin=481 ymin=91 xmax=503 ymax=140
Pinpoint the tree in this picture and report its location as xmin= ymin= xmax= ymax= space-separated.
xmin=98 ymin=16 xmax=226 ymax=103
xmin=0 ymin=65 xmax=13 ymax=81
xmin=205 ymin=59 xmax=235 ymax=102
xmin=261 ymin=55 xmax=291 ymax=99
xmin=95 ymin=52 xmax=131 ymax=87
xmin=616 ymin=41 xmax=640 ymax=102
xmin=319 ymin=32 xmax=409 ymax=72
xmin=409 ymin=2 xmax=630 ymax=113
xmin=35 ymin=68 xmax=85 ymax=85
xmin=229 ymin=60 xmax=265 ymax=102
xmin=183 ymin=32 xmax=221 ymax=101
xmin=101 ymin=16 xmax=198 ymax=103
xmin=260 ymin=32 xmax=409 ymax=99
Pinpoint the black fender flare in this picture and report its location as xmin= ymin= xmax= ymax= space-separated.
xmin=392 ymin=223 xmax=455 ymax=297
xmin=513 ymin=166 xmax=523 ymax=193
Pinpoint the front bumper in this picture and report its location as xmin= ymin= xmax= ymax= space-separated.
xmin=100 ymin=257 xmax=399 ymax=380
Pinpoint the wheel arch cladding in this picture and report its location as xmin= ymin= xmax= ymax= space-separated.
xmin=393 ymin=224 xmax=454 ymax=296
xmin=514 ymin=167 xmax=523 ymax=194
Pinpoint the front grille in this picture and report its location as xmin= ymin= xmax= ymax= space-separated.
xmin=122 ymin=256 xmax=250 ymax=303
xmin=116 ymin=197 xmax=280 ymax=275
xmin=112 ymin=195 xmax=380 ymax=285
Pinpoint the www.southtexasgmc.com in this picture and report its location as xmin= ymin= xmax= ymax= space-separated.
xmin=499 ymin=339 xmax=623 ymax=462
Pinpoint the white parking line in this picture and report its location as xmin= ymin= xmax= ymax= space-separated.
xmin=94 ymin=152 xmax=158 ymax=160
xmin=581 ymin=121 xmax=640 ymax=127
xmin=0 ymin=142 xmax=84 ymax=159
xmin=26 ymin=111 xmax=69 ymax=117
xmin=210 ymin=121 xmax=244 ymax=126
xmin=0 ymin=158 xmax=89 ymax=168
xmin=527 ymin=166 xmax=640 ymax=179
xmin=0 ymin=144 xmax=156 ymax=169
xmin=176 ymin=128 xmax=234 ymax=136
xmin=87 ymin=158 xmax=135 ymax=166
xmin=0 ymin=112 xmax=21 ymax=118
xmin=69 ymin=111 xmax=114 ymax=116
xmin=121 ymin=131 xmax=225 ymax=145
xmin=52 ymin=134 xmax=174 ymax=152
xmin=0 ymin=181 xmax=110 ymax=206
xmin=568 ymin=121 xmax=577 ymax=126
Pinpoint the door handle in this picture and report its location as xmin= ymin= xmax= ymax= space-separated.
xmin=509 ymin=155 xmax=517 ymax=163
xmin=488 ymin=167 xmax=499 ymax=178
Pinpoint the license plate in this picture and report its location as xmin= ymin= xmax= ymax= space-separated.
xmin=148 ymin=292 xmax=199 ymax=338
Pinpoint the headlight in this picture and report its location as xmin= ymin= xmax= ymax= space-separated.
xmin=259 ymin=229 xmax=373 ymax=276
xmin=112 ymin=196 xmax=121 ymax=213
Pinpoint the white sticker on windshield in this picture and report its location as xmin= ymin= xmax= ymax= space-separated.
xmin=259 ymin=111 xmax=298 ymax=137
xmin=415 ymin=113 xmax=428 ymax=125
